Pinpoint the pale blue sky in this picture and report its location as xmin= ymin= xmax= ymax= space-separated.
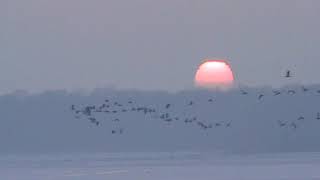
xmin=2 ymin=0 xmax=320 ymax=93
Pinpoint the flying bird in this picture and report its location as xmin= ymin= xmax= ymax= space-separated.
xmin=277 ymin=120 xmax=286 ymax=127
xmin=165 ymin=113 xmax=170 ymax=119
xmin=88 ymin=117 xmax=99 ymax=126
xmin=272 ymin=90 xmax=281 ymax=96
xmin=113 ymin=118 xmax=120 ymax=122
xmin=240 ymin=90 xmax=248 ymax=95
xmin=258 ymin=94 xmax=264 ymax=100
xmin=197 ymin=122 xmax=208 ymax=129
xmin=226 ymin=122 xmax=232 ymax=127
xmin=184 ymin=118 xmax=193 ymax=123
xmin=285 ymin=70 xmax=292 ymax=78
xmin=287 ymin=90 xmax=296 ymax=95
xmin=119 ymin=128 xmax=124 ymax=134
xmin=164 ymin=118 xmax=173 ymax=122
xmin=290 ymin=122 xmax=297 ymax=129
xmin=83 ymin=107 xmax=92 ymax=116
xmin=302 ymin=86 xmax=309 ymax=92
xmin=99 ymin=104 xmax=107 ymax=109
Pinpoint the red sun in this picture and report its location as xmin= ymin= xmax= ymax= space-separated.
xmin=195 ymin=59 xmax=234 ymax=88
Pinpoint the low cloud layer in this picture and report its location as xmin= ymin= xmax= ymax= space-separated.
xmin=1 ymin=85 xmax=320 ymax=154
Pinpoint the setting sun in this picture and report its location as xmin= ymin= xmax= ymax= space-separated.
xmin=195 ymin=59 xmax=234 ymax=88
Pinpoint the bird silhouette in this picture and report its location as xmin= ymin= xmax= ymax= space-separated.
xmin=164 ymin=118 xmax=173 ymax=122
xmin=88 ymin=117 xmax=99 ymax=126
xmin=184 ymin=118 xmax=193 ymax=123
xmin=290 ymin=122 xmax=297 ymax=129
xmin=83 ymin=107 xmax=92 ymax=116
xmin=277 ymin=120 xmax=286 ymax=127
xmin=165 ymin=113 xmax=170 ymax=119
xmin=99 ymin=104 xmax=107 ymax=109
xmin=197 ymin=122 xmax=209 ymax=129
xmin=119 ymin=128 xmax=124 ymax=134
xmin=272 ymin=90 xmax=281 ymax=96
xmin=302 ymin=86 xmax=309 ymax=92
xmin=71 ymin=85 xmax=320 ymax=137
xmin=226 ymin=122 xmax=232 ymax=127
xmin=240 ymin=90 xmax=248 ymax=95
xmin=285 ymin=70 xmax=292 ymax=78
xmin=287 ymin=90 xmax=296 ymax=95
xmin=258 ymin=94 xmax=264 ymax=100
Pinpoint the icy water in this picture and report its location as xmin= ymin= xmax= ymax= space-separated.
xmin=1 ymin=152 xmax=320 ymax=180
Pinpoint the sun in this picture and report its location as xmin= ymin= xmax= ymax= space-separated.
xmin=195 ymin=59 xmax=234 ymax=88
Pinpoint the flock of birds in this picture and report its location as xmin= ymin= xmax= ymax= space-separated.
xmin=70 ymin=97 xmax=231 ymax=134
xmin=70 ymin=70 xmax=320 ymax=134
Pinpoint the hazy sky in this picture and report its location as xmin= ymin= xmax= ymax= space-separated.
xmin=2 ymin=0 xmax=320 ymax=93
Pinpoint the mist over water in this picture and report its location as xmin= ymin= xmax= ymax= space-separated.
xmin=1 ymin=84 xmax=320 ymax=154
